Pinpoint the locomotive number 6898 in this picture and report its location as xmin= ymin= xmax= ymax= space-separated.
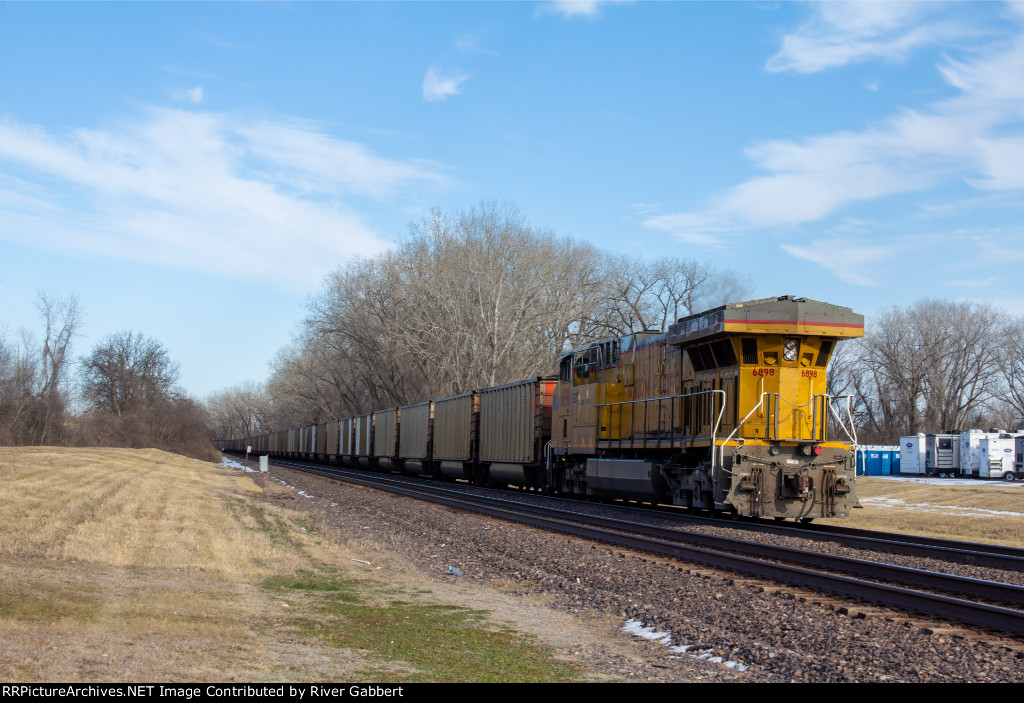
xmin=549 ymin=295 xmax=863 ymax=521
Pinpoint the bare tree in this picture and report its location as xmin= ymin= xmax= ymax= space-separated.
xmin=996 ymin=315 xmax=1024 ymax=429
xmin=35 ymin=292 xmax=83 ymax=443
xmin=294 ymin=201 xmax=599 ymax=414
xmin=81 ymin=331 xmax=179 ymax=418
xmin=75 ymin=331 xmax=215 ymax=458
xmin=842 ymin=299 xmax=1003 ymax=442
xmin=0 ymin=329 xmax=33 ymax=445
xmin=303 ymin=252 xmax=423 ymax=413
xmin=206 ymin=380 xmax=271 ymax=439
xmin=0 ymin=292 xmax=82 ymax=445
xmin=598 ymin=256 xmax=750 ymax=336
xmin=400 ymin=202 xmax=577 ymax=393
xmin=266 ymin=201 xmax=752 ymax=424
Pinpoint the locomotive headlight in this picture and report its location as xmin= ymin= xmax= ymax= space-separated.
xmin=783 ymin=338 xmax=799 ymax=362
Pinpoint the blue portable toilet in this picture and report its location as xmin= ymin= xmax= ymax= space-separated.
xmin=857 ymin=445 xmax=900 ymax=476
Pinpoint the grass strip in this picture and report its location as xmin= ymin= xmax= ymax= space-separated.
xmin=264 ymin=569 xmax=582 ymax=683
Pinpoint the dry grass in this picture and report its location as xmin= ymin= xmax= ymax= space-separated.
xmin=818 ymin=476 xmax=1024 ymax=547
xmin=0 ymin=448 xmax=584 ymax=683
xmin=0 ymin=447 xmax=307 ymax=574
xmin=0 ymin=447 xmax=366 ymax=681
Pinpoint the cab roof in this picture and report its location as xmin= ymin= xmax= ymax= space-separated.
xmin=666 ymin=295 xmax=864 ymax=345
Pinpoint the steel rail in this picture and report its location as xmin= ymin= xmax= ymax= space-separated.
xmin=693 ymin=515 xmax=1024 ymax=571
xmin=795 ymin=522 xmax=1024 ymax=560
xmin=239 ymin=451 xmax=1024 ymax=570
xmin=260 ymin=456 xmax=1024 ymax=637
xmin=276 ymin=459 xmax=1024 ymax=606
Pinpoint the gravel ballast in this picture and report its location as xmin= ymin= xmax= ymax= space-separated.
xmin=264 ymin=464 xmax=1024 ymax=683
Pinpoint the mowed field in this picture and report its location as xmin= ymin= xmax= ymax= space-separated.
xmin=818 ymin=476 xmax=1024 ymax=547
xmin=0 ymin=448 xmax=585 ymax=683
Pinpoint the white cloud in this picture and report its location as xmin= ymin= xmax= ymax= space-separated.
xmin=543 ymin=0 xmax=632 ymax=19
xmin=454 ymin=35 xmax=499 ymax=57
xmin=548 ymin=1 xmax=604 ymax=18
xmin=169 ymin=86 xmax=204 ymax=104
xmin=645 ymin=14 xmax=1024 ymax=255
xmin=779 ymin=238 xmax=893 ymax=286
xmin=422 ymin=67 xmax=470 ymax=102
xmin=0 ymin=109 xmax=451 ymax=291
xmin=237 ymin=118 xmax=449 ymax=199
xmin=643 ymin=212 xmax=740 ymax=246
xmin=630 ymin=202 xmax=662 ymax=217
xmin=766 ymin=1 xmax=958 ymax=74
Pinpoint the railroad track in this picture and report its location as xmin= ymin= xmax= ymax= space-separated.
xmin=236 ymin=453 xmax=1024 ymax=638
xmin=715 ymin=511 xmax=1024 ymax=570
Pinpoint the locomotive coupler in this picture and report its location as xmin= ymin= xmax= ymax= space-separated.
xmin=778 ymin=472 xmax=814 ymax=500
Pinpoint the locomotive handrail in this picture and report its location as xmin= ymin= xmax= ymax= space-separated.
xmin=594 ymin=389 xmax=726 ymax=455
xmin=717 ymin=389 xmax=859 ymax=474
xmin=824 ymin=393 xmax=858 ymax=448
xmin=718 ymin=386 xmax=768 ymax=474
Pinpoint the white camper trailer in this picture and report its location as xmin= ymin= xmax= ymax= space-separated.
xmin=899 ymin=434 xmax=927 ymax=475
xmin=959 ymin=430 xmax=1001 ymax=477
xmin=1013 ymin=436 xmax=1024 ymax=481
xmin=925 ymin=434 xmax=960 ymax=477
xmin=980 ymin=435 xmax=1018 ymax=480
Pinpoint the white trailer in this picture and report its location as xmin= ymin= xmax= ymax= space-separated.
xmin=960 ymin=430 xmax=1000 ymax=477
xmin=980 ymin=435 xmax=1018 ymax=480
xmin=1014 ymin=437 xmax=1024 ymax=481
xmin=899 ymin=434 xmax=926 ymax=475
xmin=925 ymin=434 xmax=960 ymax=477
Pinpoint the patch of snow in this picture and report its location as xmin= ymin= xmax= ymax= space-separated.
xmin=219 ymin=456 xmax=257 ymax=473
xmin=859 ymin=496 xmax=1024 ymax=518
xmin=871 ymin=475 xmax=1023 ymax=487
xmin=621 ymin=619 xmax=749 ymax=672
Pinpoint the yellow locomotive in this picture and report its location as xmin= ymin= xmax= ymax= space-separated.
xmin=550 ymin=295 xmax=864 ymax=520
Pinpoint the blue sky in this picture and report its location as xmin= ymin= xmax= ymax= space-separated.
xmin=2 ymin=1 xmax=1024 ymax=398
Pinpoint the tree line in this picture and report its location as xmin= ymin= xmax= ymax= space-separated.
xmin=0 ymin=293 xmax=215 ymax=460
xmin=829 ymin=299 xmax=1024 ymax=443
xmin=207 ymin=205 xmax=1024 ymax=446
xmin=207 ymin=201 xmax=748 ymax=438
xmin=28 ymin=200 xmax=1006 ymax=451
